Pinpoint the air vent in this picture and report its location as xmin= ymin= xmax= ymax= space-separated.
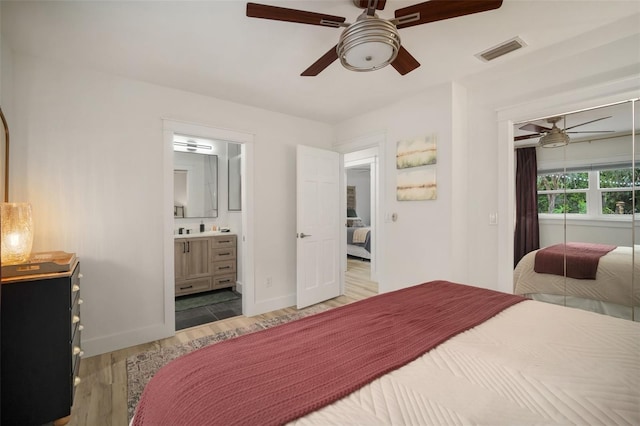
xmin=475 ymin=37 xmax=526 ymax=62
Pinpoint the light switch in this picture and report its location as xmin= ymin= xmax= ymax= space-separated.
xmin=489 ymin=213 xmax=498 ymax=225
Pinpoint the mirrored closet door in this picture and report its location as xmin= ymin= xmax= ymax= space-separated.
xmin=513 ymin=99 xmax=638 ymax=321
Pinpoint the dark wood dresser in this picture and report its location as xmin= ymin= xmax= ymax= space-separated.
xmin=1 ymin=259 xmax=82 ymax=425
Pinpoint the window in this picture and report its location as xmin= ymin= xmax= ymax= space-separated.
xmin=599 ymin=168 xmax=640 ymax=214
xmin=537 ymin=171 xmax=588 ymax=214
xmin=537 ymin=167 xmax=639 ymax=217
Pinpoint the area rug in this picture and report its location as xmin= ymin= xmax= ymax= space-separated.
xmin=126 ymin=304 xmax=330 ymax=421
xmin=174 ymin=289 xmax=240 ymax=312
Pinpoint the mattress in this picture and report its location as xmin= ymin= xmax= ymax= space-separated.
xmin=290 ymin=300 xmax=640 ymax=425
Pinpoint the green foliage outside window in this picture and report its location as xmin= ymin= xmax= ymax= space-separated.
xmin=537 ymin=172 xmax=588 ymax=214
xmin=538 ymin=193 xmax=587 ymax=214
xmin=601 ymin=190 xmax=640 ymax=214
xmin=600 ymin=168 xmax=640 ymax=214
xmin=599 ymin=168 xmax=640 ymax=188
xmin=537 ymin=172 xmax=589 ymax=191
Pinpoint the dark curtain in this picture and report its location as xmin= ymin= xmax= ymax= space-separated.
xmin=514 ymin=147 xmax=540 ymax=267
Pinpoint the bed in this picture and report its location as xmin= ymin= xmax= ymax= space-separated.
xmin=131 ymin=280 xmax=640 ymax=425
xmin=514 ymin=243 xmax=640 ymax=320
xmin=346 ymin=213 xmax=371 ymax=260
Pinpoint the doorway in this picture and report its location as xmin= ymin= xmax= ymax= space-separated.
xmin=343 ymin=144 xmax=381 ymax=292
xmin=163 ymin=119 xmax=255 ymax=335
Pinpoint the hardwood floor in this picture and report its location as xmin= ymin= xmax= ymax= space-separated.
xmin=68 ymin=258 xmax=376 ymax=426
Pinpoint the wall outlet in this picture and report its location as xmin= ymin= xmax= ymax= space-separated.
xmin=266 ymin=277 xmax=272 ymax=288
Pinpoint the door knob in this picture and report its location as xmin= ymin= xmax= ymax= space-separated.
xmin=299 ymin=233 xmax=312 ymax=238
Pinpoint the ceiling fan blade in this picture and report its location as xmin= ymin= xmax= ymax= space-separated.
xmin=391 ymin=46 xmax=421 ymax=75
xmin=301 ymin=45 xmax=339 ymax=76
xmin=519 ymin=123 xmax=551 ymax=133
xmin=567 ymin=130 xmax=615 ymax=134
xmin=394 ymin=0 xmax=503 ymax=30
xmin=564 ymin=116 xmax=612 ymax=131
xmin=515 ymin=134 xmax=542 ymax=141
xmin=246 ymin=3 xmax=346 ymax=27
xmin=355 ymin=0 xmax=387 ymax=10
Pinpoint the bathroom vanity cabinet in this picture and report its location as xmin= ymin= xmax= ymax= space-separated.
xmin=174 ymin=234 xmax=237 ymax=296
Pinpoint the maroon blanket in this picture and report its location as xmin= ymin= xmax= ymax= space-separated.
xmin=132 ymin=281 xmax=524 ymax=426
xmin=534 ymin=242 xmax=616 ymax=279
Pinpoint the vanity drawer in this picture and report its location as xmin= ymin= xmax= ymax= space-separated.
xmin=212 ymin=274 xmax=236 ymax=289
xmin=211 ymin=235 xmax=236 ymax=249
xmin=211 ymin=247 xmax=236 ymax=262
xmin=211 ymin=260 xmax=236 ymax=275
xmin=175 ymin=277 xmax=212 ymax=296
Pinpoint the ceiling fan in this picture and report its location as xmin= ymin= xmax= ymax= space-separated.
xmin=246 ymin=0 xmax=504 ymax=76
xmin=516 ymin=116 xmax=614 ymax=147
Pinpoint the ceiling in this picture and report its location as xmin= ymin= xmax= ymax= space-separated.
xmin=2 ymin=0 xmax=640 ymax=124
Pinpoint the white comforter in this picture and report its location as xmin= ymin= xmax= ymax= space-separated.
xmin=290 ymin=301 xmax=640 ymax=425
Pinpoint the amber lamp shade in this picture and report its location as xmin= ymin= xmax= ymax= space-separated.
xmin=1 ymin=202 xmax=34 ymax=264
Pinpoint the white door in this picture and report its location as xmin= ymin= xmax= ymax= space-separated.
xmin=296 ymin=145 xmax=341 ymax=309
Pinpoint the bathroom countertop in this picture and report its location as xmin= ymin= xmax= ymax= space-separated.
xmin=174 ymin=231 xmax=231 ymax=239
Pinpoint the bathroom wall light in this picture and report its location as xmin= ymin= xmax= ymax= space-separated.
xmin=173 ymin=141 xmax=213 ymax=153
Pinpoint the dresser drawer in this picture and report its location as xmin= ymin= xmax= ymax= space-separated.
xmin=175 ymin=277 xmax=212 ymax=296
xmin=70 ymin=266 xmax=81 ymax=306
xmin=211 ymin=235 xmax=236 ymax=249
xmin=71 ymin=326 xmax=82 ymax=377
xmin=212 ymin=274 xmax=236 ymax=289
xmin=71 ymin=293 xmax=82 ymax=334
xmin=211 ymin=247 xmax=236 ymax=262
xmin=71 ymin=350 xmax=82 ymax=402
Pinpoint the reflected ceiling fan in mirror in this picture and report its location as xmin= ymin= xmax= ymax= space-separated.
xmin=246 ymin=0 xmax=503 ymax=76
xmin=515 ymin=116 xmax=614 ymax=148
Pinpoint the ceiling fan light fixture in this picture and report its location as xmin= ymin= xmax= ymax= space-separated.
xmin=539 ymin=129 xmax=570 ymax=148
xmin=337 ymin=16 xmax=400 ymax=71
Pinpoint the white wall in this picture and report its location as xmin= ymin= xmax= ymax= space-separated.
xmin=8 ymin=53 xmax=333 ymax=356
xmin=335 ymin=82 xmax=464 ymax=292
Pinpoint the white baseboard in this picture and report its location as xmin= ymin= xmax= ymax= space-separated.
xmin=82 ymin=322 xmax=173 ymax=357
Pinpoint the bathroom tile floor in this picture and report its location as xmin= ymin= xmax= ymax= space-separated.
xmin=175 ymin=296 xmax=243 ymax=331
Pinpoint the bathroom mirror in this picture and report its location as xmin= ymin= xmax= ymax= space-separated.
xmin=174 ymin=151 xmax=218 ymax=218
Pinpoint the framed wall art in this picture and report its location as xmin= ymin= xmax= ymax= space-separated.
xmin=396 ymin=134 xmax=437 ymax=201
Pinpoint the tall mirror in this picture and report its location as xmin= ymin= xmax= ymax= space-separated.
xmin=513 ymin=100 xmax=638 ymax=321
xmin=173 ymin=135 xmax=218 ymax=218
xmin=228 ymin=142 xmax=242 ymax=211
